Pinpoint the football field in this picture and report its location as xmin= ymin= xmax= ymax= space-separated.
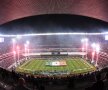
xmin=16 ymin=57 xmax=96 ymax=75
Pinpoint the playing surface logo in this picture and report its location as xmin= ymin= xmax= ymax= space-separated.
xmin=46 ymin=60 xmax=67 ymax=66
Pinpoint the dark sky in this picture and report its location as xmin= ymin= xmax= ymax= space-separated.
xmin=0 ymin=14 xmax=108 ymax=34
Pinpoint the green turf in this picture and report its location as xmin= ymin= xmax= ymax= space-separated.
xmin=16 ymin=57 xmax=96 ymax=75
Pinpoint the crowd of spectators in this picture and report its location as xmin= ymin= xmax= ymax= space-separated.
xmin=0 ymin=66 xmax=107 ymax=90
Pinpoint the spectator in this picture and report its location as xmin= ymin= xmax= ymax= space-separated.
xmin=13 ymin=78 xmax=30 ymax=90
xmin=104 ymin=72 xmax=108 ymax=90
xmin=90 ymin=74 xmax=104 ymax=90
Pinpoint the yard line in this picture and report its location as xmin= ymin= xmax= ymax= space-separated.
xmin=20 ymin=60 xmax=31 ymax=68
xmin=83 ymin=60 xmax=94 ymax=69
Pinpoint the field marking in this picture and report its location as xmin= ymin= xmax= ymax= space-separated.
xmin=83 ymin=60 xmax=94 ymax=69
xmin=75 ymin=59 xmax=84 ymax=69
xmin=16 ymin=58 xmax=96 ymax=74
xmin=72 ymin=59 xmax=95 ymax=72
xmin=19 ymin=60 xmax=31 ymax=68
xmin=73 ymin=68 xmax=90 ymax=71
xmin=70 ymin=59 xmax=79 ymax=71
xmin=18 ymin=67 xmax=35 ymax=72
xmin=29 ymin=60 xmax=37 ymax=70
xmin=78 ymin=60 xmax=90 ymax=69
xmin=74 ymin=59 xmax=86 ymax=72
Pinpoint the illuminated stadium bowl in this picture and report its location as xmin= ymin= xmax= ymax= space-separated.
xmin=0 ymin=32 xmax=107 ymax=77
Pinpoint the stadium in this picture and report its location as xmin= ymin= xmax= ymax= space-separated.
xmin=0 ymin=0 xmax=108 ymax=90
xmin=0 ymin=32 xmax=108 ymax=90
xmin=12 ymin=33 xmax=97 ymax=76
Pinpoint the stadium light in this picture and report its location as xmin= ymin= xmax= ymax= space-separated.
xmin=96 ymin=44 xmax=100 ymax=53
xmin=0 ymin=32 xmax=108 ymax=37
xmin=12 ymin=38 xmax=16 ymax=50
xmin=85 ymin=38 xmax=88 ymax=42
xmin=91 ymin=43 xmax=100 ymax=66
xmin=17 ymin=46 xmax=20 ymax=64
xmin=81 ymin=38 xmax=88 ymax=42
xmin=91 ymin=43 xmax=96 ymax=63
xmin=16 ymin=35 xmax=22 ymax=39
xmin=24 ymin=44 xmax=27 ymax=60
xmin=81 ymin=39 xmax=84 ymax=42
xmin=24 ymin=44 xmax=27 ymax=49
xmin=12 ymin=38 xmax=17 ymax=66
xmin=95 ymin=44 xmax=100 ymax=67
xmin=17 ymin=46 xmax=19 ymax=50
xmin=91 ymin=52 xmax=95 ymax=63
xmin=25 ymin=40 xmax=30 ymax=59
xmin=85 ymin=38 xmax=88 ymax=60
xmin=26 ymin=40 xmax=30 ymax=45
xmin=82 ymin=47 xmax=84 ymax=51
xmin=91 ymin=43 xmax=96 ymax=49
xmin=12 ymin=38 xmax=16 ymax=43
xmin=81 ymin=47 xmax=85 ymax=58
xmin=13 ymin=51 xmax=17 ymax=67
xmin=81 ymin=38 xmax=88 ymax=60
xmin=13 ymin=50 xmax=16 ymax=54
xmin=81 ymin=39 xmax=84 ymax=58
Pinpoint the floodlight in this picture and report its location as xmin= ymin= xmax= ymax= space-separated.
xmin=92 ymin=52 xmax=95 ymax=55
xmin=13 ymin=51 xmax=16 ymax=54
xmin=17 ymin=46 xmax=19 ymax=49
xmin=85 ymin=38 xmax=88 ymax=42
xmin=26 ymin=40 xmax=30 ymax=45
xmin=24 ymin=44 xmax=27 ymax=47
xmin=12 ymin=38 xmax=16 ymax=43
xmin=16 ymin=35 xmax=22 ymax=39
xmin=82 ymin=47 xmax=84 ymax=51
xmin=91 ymin=43 xmax=96 ymax=48
xmin=91 ymin=52 xmax=95 ymax=63
xmin=82 ymin=47 xmax=84 ymax=50
xmin=0 ymin=32 xmax=108 ymax=37
xmin=81 ymin=39 xmax=84 ymax=42
xmin=96 ymin=44 xmax=100 ymax=53
xmin=81 ymin=38 xmax=88 ymax=42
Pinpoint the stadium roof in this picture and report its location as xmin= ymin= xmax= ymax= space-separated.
xmin=0 ymin=0 xmax=108 ymax=25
